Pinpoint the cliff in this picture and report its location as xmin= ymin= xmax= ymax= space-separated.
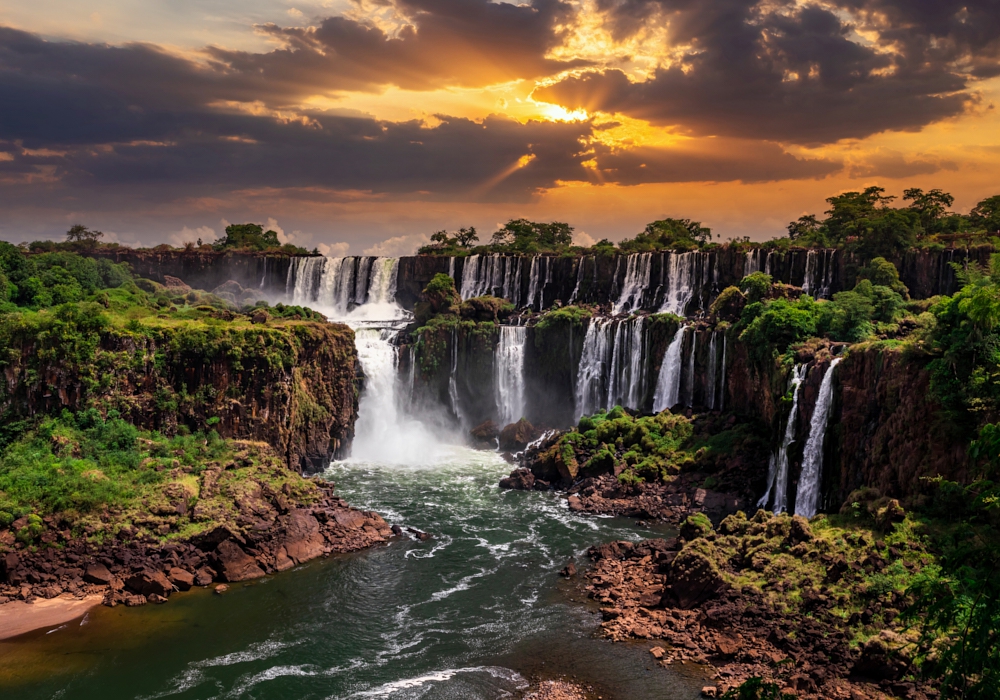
xmin=80 ymin=249 xmax=301 ymax=296
xmin=0 ymin=307 xmax=359 ymax=473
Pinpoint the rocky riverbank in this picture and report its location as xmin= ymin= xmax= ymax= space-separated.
xmin=0 ymin=440 xmax=392 ymax=618
xmin=579 ymin=510 xmax=938 ymax=700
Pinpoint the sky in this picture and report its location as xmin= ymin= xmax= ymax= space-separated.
xmin=1 ymin=0 xmax=1000 ymax=255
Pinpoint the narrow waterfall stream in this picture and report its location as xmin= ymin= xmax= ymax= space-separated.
xmin=653 ymin=326 xmax=686 ymax=412
xmin=794 ymin=358 xmax=842 ymax=518
xmin=495 ymin=325 xmax=526 ymax=426
xmin=758 ymin=365 xmax=807 ymax=513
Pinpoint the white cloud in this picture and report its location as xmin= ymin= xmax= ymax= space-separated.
xmin=363 ymin=233 xmax=431 ymax=257
xmin=317 ymin=241 xmax=350 ymax=257
xmin=168 ymin=225 xmax=216 ymax=246
xmin=265 ymin=217 xmax=287 ymax=243
xmin=573 ymin=230 xmax=596 ymax=247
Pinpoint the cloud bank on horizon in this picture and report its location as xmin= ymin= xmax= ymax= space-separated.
xmin=1 ymin=0 xmax=999 ymax=251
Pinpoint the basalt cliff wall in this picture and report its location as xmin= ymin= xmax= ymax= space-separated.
xmin=85 ymin=245 xmax=991 ymax=314
xmin=82 ymin=249 xmax=299 ymax=296
xmin=0 ymin=319 xmax=359 ymax=472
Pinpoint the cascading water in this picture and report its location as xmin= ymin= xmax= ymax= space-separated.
xmin=705 ymin=332 xmax=718 ymax=410
xmin=759 ymin=364 xmax=807 ymax=513
xmin=653 ymin=326 xmax=686 ymax=412
xmin=569 ymin=256 xmax=590 ymax=303
xmin=683 ymin=330 xmax=697 ymax=408
xmin=614 ymin=254 xmax=652 ymax=314
xmin=448 ymin=326 xmax=466 ymax=429
xmin=794 ymin=357 xmax=842 ymax=518
xmin=287 ymin=256 xmax=404 ymax=320
xmin=526 ymin=257 xmax=541 ymax=310
xmin=718 ymin=335 xmax=727 ymax=411
xmin=659 ymin=252 xmax=698 ymax=316
xmin=495 ymin=325 xmax=526 ymax=426
xmin=460 ymin=254 xmax=521 ymax=304
xmin=606 ymin=316 xmax=647 ymax=411
xmin=575 ymin=317 xmax=613 ymax=418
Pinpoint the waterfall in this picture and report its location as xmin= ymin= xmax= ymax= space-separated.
xmin=448 ymin=326 xmax=465 ymax=429
xmin=794 ymin=358 xmax=842 ymax=518
xmin=259 ymin=257 xmax=267 ymax=289
xmin=606 ymin=316 xmax=647 ymax=411
xmin=459 ymin=254 xmax=522 ymax=304
xmin=448 ymin=257 xmax=456 ymax=281
xmin=802 ymin=250 xmax=816 ymax=296
xmin=575 ymin=318 xmax=613 ymax=418
xmin=705 ymin=332 xmax=718 ymax=410
xmin=286 ymin=256 xmax=402 ymax=320
xmin=659 ymin=252 xmax=698 ymax=316
xmin=718 ymin=335 xmax=727 ymax=411
xmin=527 ymin=257 xmax=541 ymax=310
xmin=684 ymin=330 xmax=697 ymax=408
xmin=759 ymin=364 xmax=807 ymax=513
xmin=569 ymin=256 xmax=590 ymax=303
xmin=495 ymin=325 xmax=526 ymax=426
xmin=351 ymin=326 xmax=448 ymax=463
xmin=614 ymin=253 xmax=652 ymax=313
xmin=743 ymin=249 xmax=763 ymax=277
xmin=652 ymin=326 xmax=686 ymax=412
xmin=625 ymin=317 xmax=647 ymax=409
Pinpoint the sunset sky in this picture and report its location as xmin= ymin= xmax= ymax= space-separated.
xmin=2 ymin=0 xmax=999 ymax=255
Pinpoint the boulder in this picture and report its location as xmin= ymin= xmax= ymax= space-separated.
xmin=279 ymin=510 xmax=326 ymax=565
xmin=665 ymin=545 xmax=725 ymax=609
xmin=470 ymin=420 xmax=499 ymax=449
xmin=498 ymin=418 xmax=541 ymax=452
xmin=211 ymin=280 xmax=245 ymax=298
xmin=499 ymin=468 xmax=535 ymax=490
xmin=167 ymin=567 xmax=195 ymax=591
xmin=333 ymin=509 xmax=366 ymax=530
xmin=83 ymin=562 xmax=114 ymax=585
xmin=194 ymin=567 xmax=215 ymax=586
xmin=851 ymin=639 xmax=908 ymax=681
xmin=162 ymin=275 xmax=191 ymax=292
xmin=213 ymin=540 xmax=265 ymax=582
xmin=125 ymin=569 xmax=173 ymax=597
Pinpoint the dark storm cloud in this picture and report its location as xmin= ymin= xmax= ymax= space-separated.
xmin=0 ymin=23 xmax=844 ymax=209
xmin=536 ymin=0 xmax=989 ymax=144
xmin=210 ymin=0 xmax=589 ymax=97
xmin=592 ymin=139 xmax=841 ymax=185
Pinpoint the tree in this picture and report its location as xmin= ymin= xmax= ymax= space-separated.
xmin=454 ymin=226 xmax=479 ymax=248
xmin=619 ymin=218 xmax=712 ymax=252
xmin=969 ymin=195 xmax=1000 ymax=234
xmin=824 ymin=186 xmax=895 ymax=243
xmin=904 ymin=188 xmax=956 ymax=234
xmin=490 ymin=219 xmax=574 ymax=253
xmin=217 ymin=223 xmax=280 ymax=250
xmin=65 ymin=224 xmax=104 ymax=249
xmin=786 ymin=214 xmax=820 ymax=241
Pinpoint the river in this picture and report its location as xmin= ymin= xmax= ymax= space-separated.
xmin=1 ymin=447 xmax=707 ymax=699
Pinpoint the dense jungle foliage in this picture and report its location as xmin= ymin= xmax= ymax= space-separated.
xmin=419 ymin=187 xmax=1000 ymax=257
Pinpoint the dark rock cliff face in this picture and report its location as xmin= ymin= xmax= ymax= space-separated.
xmin=1 ymin=321 xmax=359 ymax=473
xmin=829 ymin=346 xmax=968 ymax=506
xmin=82 ymin=249 xmax=299 ymax=296
xmin=84 ymin=245 xmax=989 ymax=313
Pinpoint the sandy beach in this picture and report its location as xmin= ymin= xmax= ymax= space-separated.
xmin=0 ymin=595 xmax=104 ymax=641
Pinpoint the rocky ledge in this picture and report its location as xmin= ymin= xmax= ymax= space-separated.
xmin=0 ymin=442 xmax=393 ymax=611
xmin=583 ymin=511 xmax=938 ymax=700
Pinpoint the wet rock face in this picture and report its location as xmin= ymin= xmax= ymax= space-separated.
xmin=1 ymin=320 xmax=359 ymax=473
xmin=81 ymin=249 xmax=296 ymax=295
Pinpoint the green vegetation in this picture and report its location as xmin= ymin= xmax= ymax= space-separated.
xmin=786 ymin=186 xmax=997 ymax=253
xmin=732 ymin=258 xmax=910 ymax=363
xmin=722 ymin=678 xmax=794 ymax=700
xmin=540 ymin=407 xmax=694 ymax=483
xmin=409 ymin=274 xmax=508 ymax=377
xmin=213 ymin=222 xmax=309 ymax=254
xmin=0 ymin=412 xmax=323 ymax=544
xmin=618 ymin=218 xmax=712 ymax=252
